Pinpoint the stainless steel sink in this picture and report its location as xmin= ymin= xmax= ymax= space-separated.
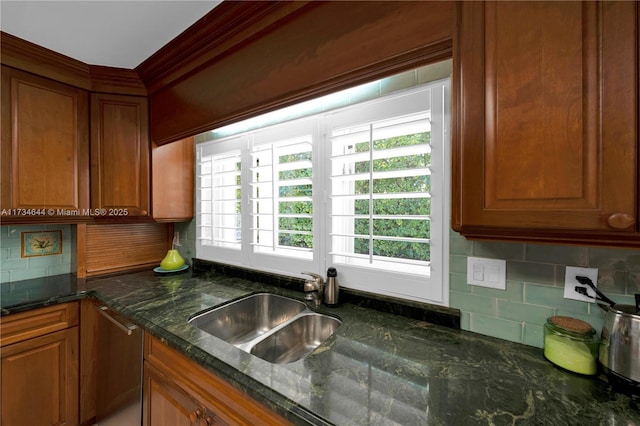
xmin=188 ymin=293 xmax=341 ymax=363
xmin=250 ymin=313 xmax=341 ymax=364
xmin=189 ymin=293 xmax=306 ymax=346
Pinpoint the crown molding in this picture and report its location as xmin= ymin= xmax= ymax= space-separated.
xmin=1 ymin=31 xmax=91 ymax=89
xmin=89 ymin=66 xmax=146 ymax=96
xmin=136 ymin=1 xmax=315 ymax=94
xmin=1 ymin=31 xmax=146 ymax=95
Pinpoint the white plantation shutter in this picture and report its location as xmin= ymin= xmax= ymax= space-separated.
xmin=196 ymin=79 xmax=450 ymax=304
xmin=211 ymin=150 xmax=242 ymax=249
xmin=247 ymin=117 xmax=319 ymax=274
xmin=250 ymin=137 xmax=314 ymax=259
xmin=197 ymin=138 xmax=245 ymax=264
xmin=329 ymin=112 xmax=432 ymax=275
xmin=325 ymin=82 xmax=449 ymax=303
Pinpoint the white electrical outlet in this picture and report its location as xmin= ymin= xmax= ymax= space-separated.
xmin=467 ymin=257 xmax=506 ymax=290
xmin=563 ymin=266 xmax=599 ymax=302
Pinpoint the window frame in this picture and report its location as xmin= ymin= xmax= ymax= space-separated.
xmin=324 ymin=82 xmax=450 ymax=304
xmin=196 ymin=79 xmax=450 ymax=306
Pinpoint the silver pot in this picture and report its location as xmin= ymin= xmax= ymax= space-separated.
xmin=599 ymin=296 xmax=640 ymax=397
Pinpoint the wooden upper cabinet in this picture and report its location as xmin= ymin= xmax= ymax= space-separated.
xmin=152 ymin=137 xmax=194 ymax=221
xmin=453 ymin=1 xmax=638 ymax=242
xmin=91 ymin=93 xmax=150 ymax=217
xmin=1 ymin=66 xmax=89 ymax=216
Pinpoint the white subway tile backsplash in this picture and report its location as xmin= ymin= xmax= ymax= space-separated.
xmin=450 ymin=231 xmax=637 ymax=348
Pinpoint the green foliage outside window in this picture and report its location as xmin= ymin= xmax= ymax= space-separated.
xmin=353 ymin=132 xmax=431 ymax=261
xmin=270 ymin=133 xmax=431 ymax=261
xmin=277 ymin=150 xmax=313 ymax=249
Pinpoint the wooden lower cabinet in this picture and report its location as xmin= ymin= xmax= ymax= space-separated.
xmin=0 ymin=303 xmax=79 ymax=426
xmin=144 ymin=335 xmax=291 ymax=426
xmin=145 ymin=362 xmax=218 ymax=426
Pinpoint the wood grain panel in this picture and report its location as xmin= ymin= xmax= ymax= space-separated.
xmin=74 ymin=224 xmax=87 ymax=278
xmin=90 ymin=93 xmax=150 ymax=216
xmin=13 ymin=75 xmax=80 ymax=208
xmin=137 ymin=1 xmax=312 ymax=94
xmin=148 ymin=1 xmax=453 ymax=145
xmin=85 ymin=223 xmax=171 ymax=276
xmin=0 ymin=31 xmax=91 ymax=90
xmin=1 ymin=66 xmax=89 ymax=213
xmin=144 ymin=363 xmax=203 ymax=426
xmin=145 ymin=335 xmax=292 ymax=426
xmin=152 ymin=137 xmax=194 ymax=221
xmin=89 ymin=65 xmax=147 ymax=96
xmin=453 ymin=0 xmax=637 ymax=236
xmin=1 ymin=327 xmax=79 ymax=426
xmin=79 ymin=299 xmax=98 ymax=426
xmin=0 ymin=302 xmax=79 ymax=347
xmin=485 ymin=1 xmax=597 ymax=208
xmin=1 ymin=31 xmax=148 ymax=96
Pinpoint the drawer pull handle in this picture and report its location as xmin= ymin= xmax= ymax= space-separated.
xmin=96 ymin=305 xmax=138 ymax=335
xmin=607 ymin=213 xmax=635 ymax=230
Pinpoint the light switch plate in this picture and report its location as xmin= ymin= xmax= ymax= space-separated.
xmin=564 ymin=266 xmax=598 ymax=302
xmin=467 ymin=257 xmax=506 ymax=290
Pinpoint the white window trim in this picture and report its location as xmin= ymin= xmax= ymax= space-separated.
xmin=196 ymin=79 xmax=450 ymax=306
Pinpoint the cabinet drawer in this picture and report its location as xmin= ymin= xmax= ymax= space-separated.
xmin=1 ymin=302 xmax=79 ymax=347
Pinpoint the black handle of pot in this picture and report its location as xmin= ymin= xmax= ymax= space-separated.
xmin=635 ymin=294 xmax=640 ymax=314
xmin=575 ymin=276 xmax=617 ymax=307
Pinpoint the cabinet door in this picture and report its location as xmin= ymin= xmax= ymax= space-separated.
xmin=144 ymin=335 xmax=290 ymax=426
xmin=144 ymin=363 xmax=203 ymax=426
xmin=453 ymin=2 xmax=638 ymax=236
xmin=1 ymin=327 xmax=79 ymax=426
xmin=91 ymin=93 xmax=150 ymax=217
xmin=152 ymin=137 xmax=194 ymax=221
xmin=1 ymin=66 xmax=89 ymax=216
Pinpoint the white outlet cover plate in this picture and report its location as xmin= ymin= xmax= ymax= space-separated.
xmin=564 ymin=266 xmax=598 ymax=302
xmin=467 ymin=257 xmax=506 ymax=290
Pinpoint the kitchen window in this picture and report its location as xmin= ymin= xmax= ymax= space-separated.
xmin=197 ymin=78 xmax=450 ymax=305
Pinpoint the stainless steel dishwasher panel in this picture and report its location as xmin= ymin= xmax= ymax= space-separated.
xmin=95 ymin=306 xmax=143 ymax=426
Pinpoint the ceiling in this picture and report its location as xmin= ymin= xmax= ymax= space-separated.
xmin=0 ymin=1 xmax=222 ymax=69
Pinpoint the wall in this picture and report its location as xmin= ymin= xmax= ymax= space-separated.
xmin=0 ymin=224 xmax=73 ymax=283
xmin=450 ymin=230 xmax=639 ymax=348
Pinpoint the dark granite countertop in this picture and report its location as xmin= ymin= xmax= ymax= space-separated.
xmin=2 ymin=268 xmax=639 ymax=425
xmin=1 ymin=273 xmax=83 ymax=315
